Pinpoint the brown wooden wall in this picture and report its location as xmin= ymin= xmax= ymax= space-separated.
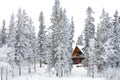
xmin=72 ymin=46 xmax=85 ymax=64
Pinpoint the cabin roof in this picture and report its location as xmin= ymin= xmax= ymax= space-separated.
xmin=72 ymin=46 xmax=85 ymax=57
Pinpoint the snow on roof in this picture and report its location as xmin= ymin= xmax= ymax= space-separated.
xmin=73 ymin=45 xmax=84 ymax=52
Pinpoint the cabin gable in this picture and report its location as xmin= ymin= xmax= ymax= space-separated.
xmin=72 ymin=46 xmax=85 ymax=64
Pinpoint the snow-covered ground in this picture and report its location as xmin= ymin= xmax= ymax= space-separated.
xmin=8 ymin=64 xmax=105 ymax=80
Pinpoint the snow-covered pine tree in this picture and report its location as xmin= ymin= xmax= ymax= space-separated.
xmin=45 ymin=32 xmax=53 ymax=76
xmin=88 ymin=39 xmax=96 ymax=78
xmin=50 ymin=0 xmax=73 ymax=76
xmin=95 ymin=9 xmax=111 ymax=74
xmin=54 ymin=8 xmax=69 ymax=77
xmin=53 ymin=8 xmax=64 ymax=77
xmin=26 ymin=18 xmax=37 ymax=73
xmin=104 ymin=33 xmax=114 ymax=80
xmin=28 ymin=18 xmax=37 ymax=72
xmin=105 ymin=11 xmax=120 ymax=80
xmin=37 ymin=11 xmax=46 ymax=67
xmin=76 ymin=34 xmax=84 ymax=46
xmin=15 ymin=8 xmax=32 ymax=75
xmin=1 ymin=20 xmax=7 ymax=46
xmin=82 ymin=7 xmax=95 ymax=76
xmin=50 ymin=0 xmax=61 ymax=68
xmin=69 ymin=17 xmax=74 ymax=54
xmin=7 ymin=13 xmax=17 ymax=77
xmin=62 ymin=9 xmax=73 ymax=76
xmin=0 ymin=29 xmax=2 ymax=47
xmin=0 ymin=45 xmax=14 ymax=80
xmin=112 ymin=11 xmax=120 ymax=68
xmin=8 ymin=13 xmax=16 ymax=47
xmin=15 ymin=8 xmax=24 ymax=75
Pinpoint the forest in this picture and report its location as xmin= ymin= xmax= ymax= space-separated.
xmin=0 ymin=0 xmax=120 ymax=80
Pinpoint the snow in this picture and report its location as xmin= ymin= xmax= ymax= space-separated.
xmin=9 ymin=64 xmax=105 ymax=80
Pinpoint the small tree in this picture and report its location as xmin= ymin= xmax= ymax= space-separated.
xmin=76 ymin=34 xmax=83 ymax=46
xmin=1 ymin=20 xmax=7 ymax=46
xmin=82 ymin=7 xmax=95 ymax=75
xmin=45 ymin=33 xmax=53 ymax=76
xmin=0 ymin=45 xmax=14 ymax=80
xmin=8 ymin=13 xmax=16 ymax=47
xmin=37 ymin=11 xmax=46 ymax=67
xmin=87 ymin=39 xmax=96 ymax=78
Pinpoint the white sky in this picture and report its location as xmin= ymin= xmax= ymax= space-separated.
xmin=0 ymin=0 xmax=120 ymax=44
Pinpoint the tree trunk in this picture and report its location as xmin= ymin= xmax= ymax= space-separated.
xmin=1 ymin=67 xmax=3 ymax=80
xmin=28 ymin=63 xmax=31 ymax=74
xmin=56 ymin=70 xmax=58 ymax=77
xmin=6 ymin=67 xmax=8 ymax=80
xmin=18 ymin=64 xmax=21 ymax=76
xmin=34 ymin=60 xmax=36 ymax=72
xmin=61 ymin=69 xmax=63 ymax=77
xmin=12 ymin=68 xmax=14 ymax=77
xmin=40 ymin=59 xmax=42 ymax=67
xmin=48 ymin=69 xmax=50 ymax=77
xmin=91 ymin=66 xmax=94 ymax=78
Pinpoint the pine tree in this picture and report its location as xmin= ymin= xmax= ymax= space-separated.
xmin=112 ymin=11 xmax=120 ymax=68
xmin=45 ymin=32 xmax=53 ymax=76
xmin=105 ymin=11 xmax=120 ymax=80
xmin=69 ymin=17 xmax=74 ymax=53
xmin=0 ymin=29 xmax=2 ymax=47
xmin=82 ymin=7 xmax=95 ymax=54
xmin=7 ymin=13 xmax=16 ymax=77
xmin=76 ymin=34 xmax=83 ymax=46
xmin=15 ymin=8 xmax=24 ymax=75
xmin=26 ymin=18 xmax=37 ymax=73
xmin=95 ymin=9 xmax=111 ymax=73
xmin=1 ymin=20 xmax=7 ymax=46
xmin=37 ymin=11 xmax=46 ymax=67
xmin=8 ymin=13 xmax=16 ymax=47
xmin=88 ymin=39 xmax=96 ymax=77
xmin=28 ymin=18 xmax=37 ymax=72
xmin=82 ymin=7 xmax=95 ymax=76
xmin=15 ymin=8 xmax=32 ymax=75
xmin=50 ymin=0 xmax=61 ymax=68
xmin=0 ymin=45 xmax=14 ymax=80
xmin=50 ymin=0 xmax=73 ymax=76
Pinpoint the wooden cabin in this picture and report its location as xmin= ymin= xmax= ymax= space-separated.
xmin=72 ymin=46 xmax=85 ymax=64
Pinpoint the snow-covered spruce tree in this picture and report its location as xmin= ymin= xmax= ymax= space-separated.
xmin=95 ymin=9 xmax=111 ymax=74
xmin=54 ymin=9 xmax=70 ymax=77
xmin=0 ymin=29 xmax=2 ymax=47
xmin=69 ymin=17 xmax=74 ymax=54
xmin=8 ymin=13 xmax=16 ymax=47
xmin=87 ymin=39 xmax=96 ymax=78
xmin=28 ymin=18 xmax=37 ymax=72
xmin=50 ymin=0 xmax=73 ymax=76
xmin=1 ymin=20 xmax=7 ymax=47
xmin=0 ymin=45 xmax=14 ymax=80
xmin=7 ymin=13 xmax=17 ymax=77
xmin=50 ymin=0 xmax=61 ymax=68
xmin=104 ymin=34 xmax=114 ymax=79
xmin=76 ymin=34 xmax=84 ymax=46
xmin=66 ymin=17 xmax=74 ymax=75
xmin=45 ymin=32 xmax=53 ymax=76
xmin=82 ymin=7 xmax=95 ymax=76
xmin=105 ymin=11 xmax=120 ymax=80
xmin=15 ymin=8 xmax=24 ymax=75
xmin=37 ymin=11 xmax=46 ymax=67
xmin=26 ymin=18 xmax=37 ymax=73
xmin=15 ymin=8 xmax=32 ymax=75
xmin=62 ymin=9 xmax=73 ymax=76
